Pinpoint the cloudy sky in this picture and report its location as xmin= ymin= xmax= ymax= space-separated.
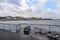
xmin=0 ymin=0 xmax=60 ymax=19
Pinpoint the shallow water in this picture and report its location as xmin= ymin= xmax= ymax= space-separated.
xmin=0 ymin=19 xmax=60 ymax=32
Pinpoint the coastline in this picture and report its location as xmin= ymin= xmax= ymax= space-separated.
xmin=0 ymin=19 xmax=53 ymax=21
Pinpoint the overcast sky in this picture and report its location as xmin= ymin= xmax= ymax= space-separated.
xmin=0 ymin=0 xmax=60 ymax=19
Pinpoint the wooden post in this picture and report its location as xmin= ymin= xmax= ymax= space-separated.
xmin=49 ymin=25 xmax=51 ymax=32
xmin=3 ymin=24 xmax=4 ymax=29
xmin=9 ymin=24 xmax=10 ymax=32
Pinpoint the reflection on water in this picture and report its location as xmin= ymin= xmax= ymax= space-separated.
xmin=0 ymin=20 xmax=60 ymax=32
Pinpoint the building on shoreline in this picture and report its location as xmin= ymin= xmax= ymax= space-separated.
xmin=0 ymin=16 xmax=52 ymax=21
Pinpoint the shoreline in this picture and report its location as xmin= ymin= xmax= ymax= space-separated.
xmin=0 ymin=19 xmax=56 ymax=21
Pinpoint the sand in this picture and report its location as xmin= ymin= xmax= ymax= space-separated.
xmin=0 ymin=29 xmax=39 ymax=40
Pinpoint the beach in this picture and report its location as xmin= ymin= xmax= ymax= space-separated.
xmin=0 ymin=29 xmax=49 ymax=40
xmin=0 ymin=20 xmax=60 ymax=40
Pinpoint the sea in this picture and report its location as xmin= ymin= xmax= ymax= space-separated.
xmin=0 ymin=19 xmax=60 ymax=32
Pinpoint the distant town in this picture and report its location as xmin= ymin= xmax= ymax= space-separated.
xmin=0 ymin=16 xmax=52 ymax=21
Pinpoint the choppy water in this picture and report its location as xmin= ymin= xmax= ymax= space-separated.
xmin=0 ymin=19 xmax=60 ymax=32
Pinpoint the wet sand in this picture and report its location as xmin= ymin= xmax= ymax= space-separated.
xmin=0 ymin=29 xmax=39 ymax=40
xmin=0 ymin=29 xmax=49 ymax=40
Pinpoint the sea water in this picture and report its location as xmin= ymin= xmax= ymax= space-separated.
xmin=0 ymin=19 xmax=60 ymax=32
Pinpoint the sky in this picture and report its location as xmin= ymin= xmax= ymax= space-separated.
xmin=0 ymin=0 xmax=60 ymax=19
